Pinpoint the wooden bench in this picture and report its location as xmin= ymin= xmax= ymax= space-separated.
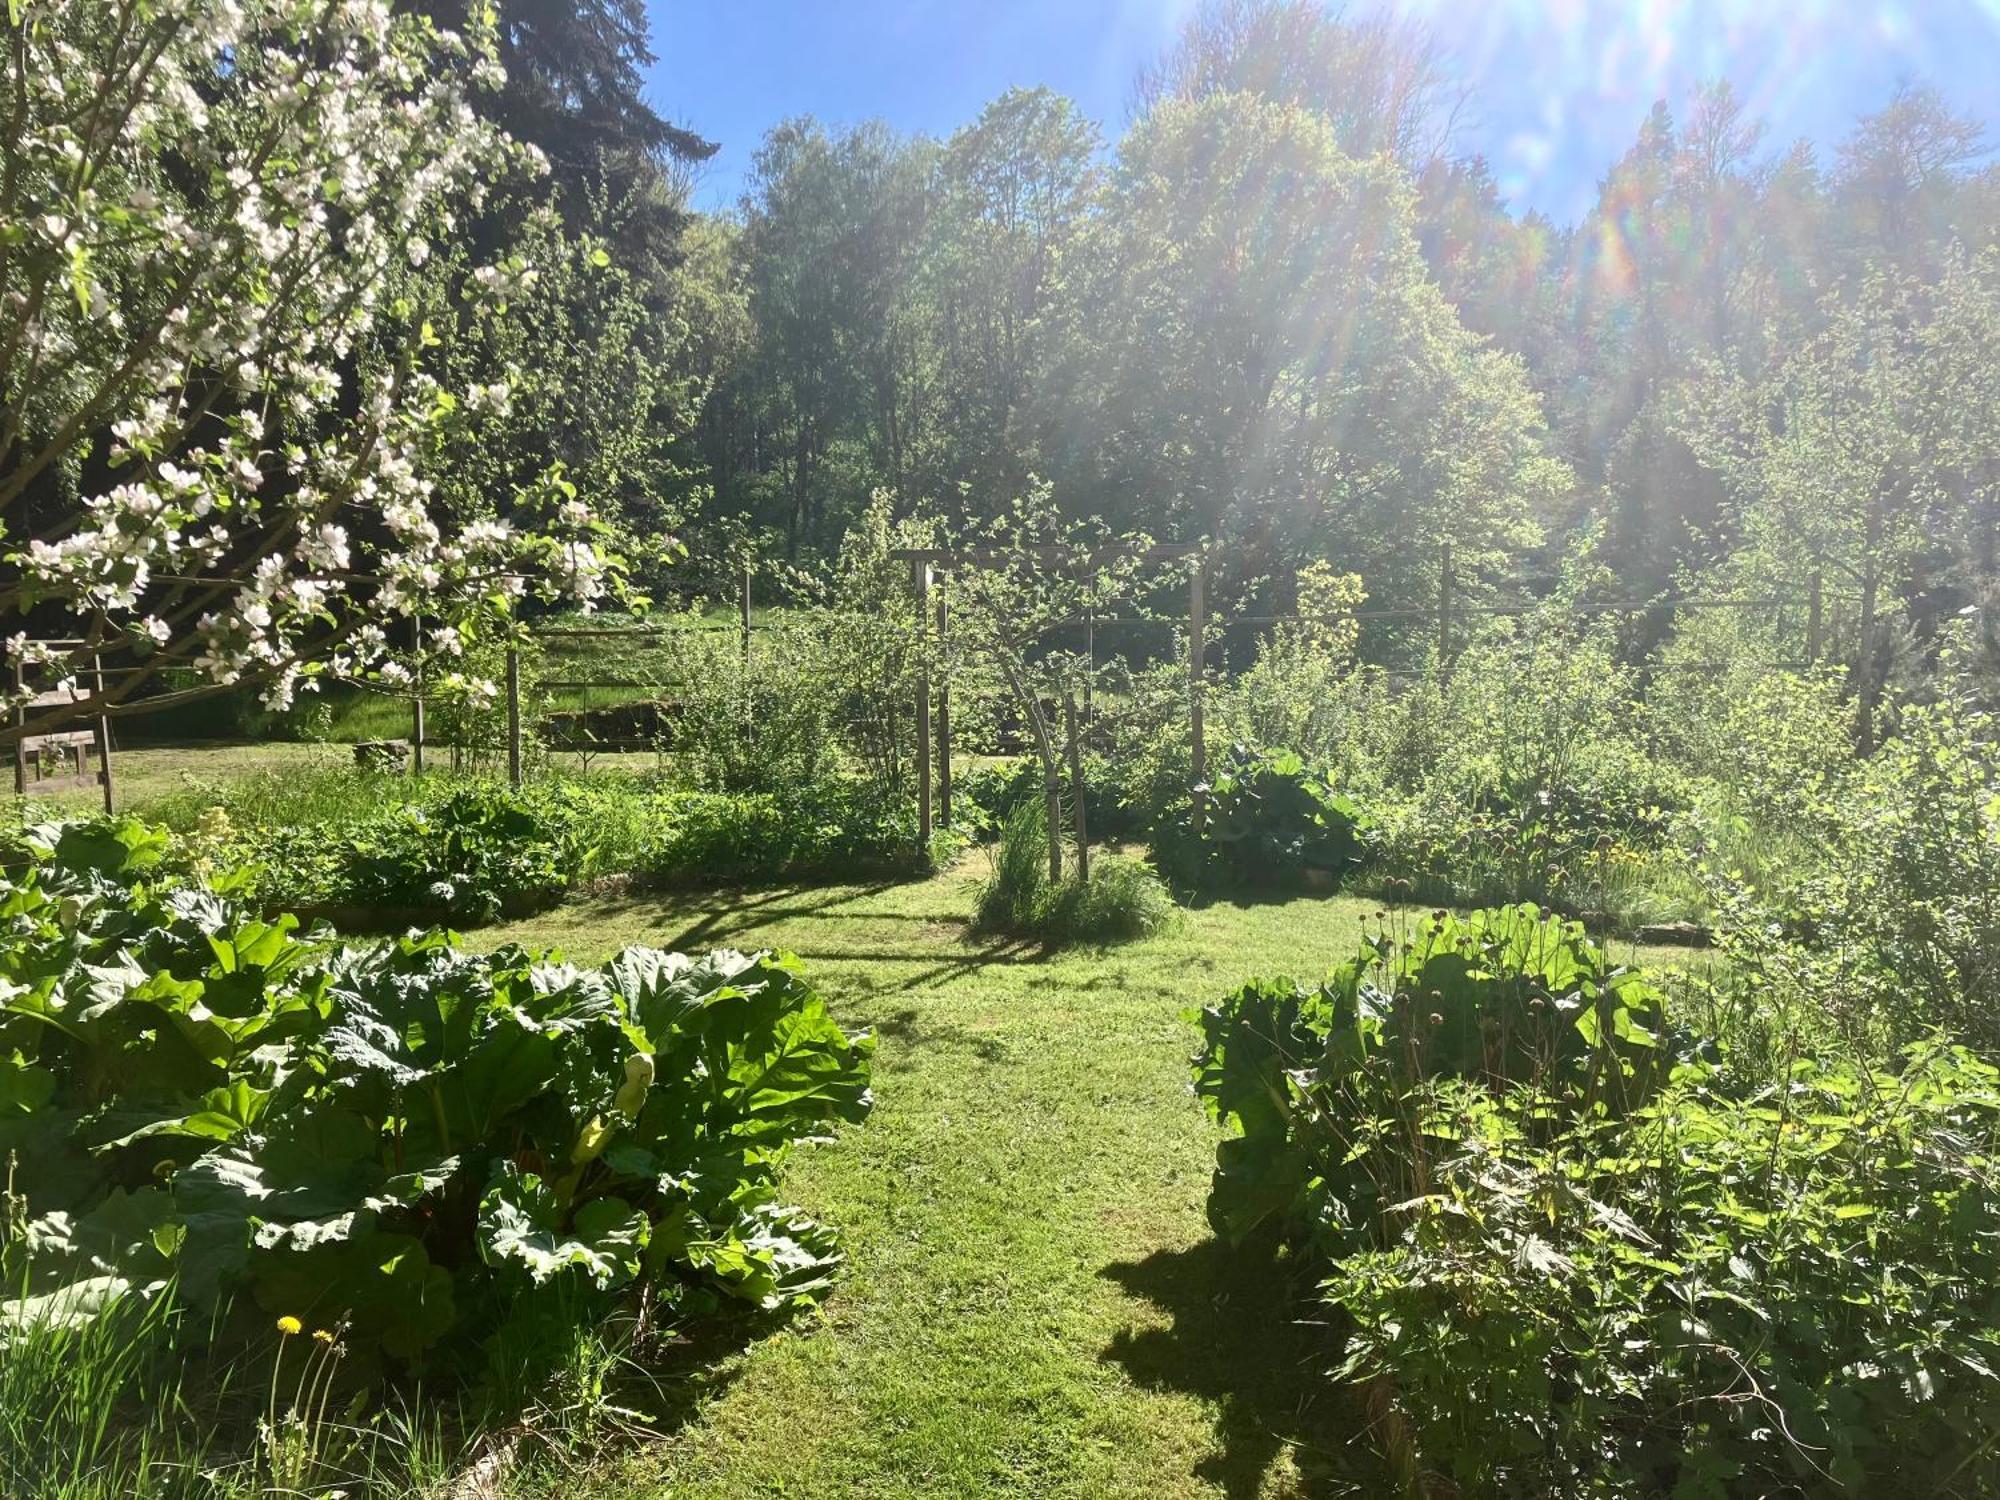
xmin=11 ymin=648 xmax=115 ymax=814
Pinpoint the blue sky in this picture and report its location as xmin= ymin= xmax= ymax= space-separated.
xmin=645 ymin=1 xmax=2000 ymax=224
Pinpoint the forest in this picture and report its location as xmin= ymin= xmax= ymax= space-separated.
xmin=3 ymin=1 xmax=1999 ymax=1498
xmin=679 ymin=10 xmax=2000 ymax=669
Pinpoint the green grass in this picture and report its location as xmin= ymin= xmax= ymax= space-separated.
xmin=472 ymin=866 xmax=1697 ymax=1499
xmin=5 ymin=746 xmax=1707 ymax=1497
xmin=5 ymin=742 xmax=679 ymax=826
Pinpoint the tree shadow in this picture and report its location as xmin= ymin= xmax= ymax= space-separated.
xmin=1100 ymin=1239 xmax=1369 ymax=1498
xmin=636 ymin=882 xmax=895 ymax=952
xmin=866 ymin=1005 xmax=1010 ymax=1065
xmin=1168 ymin=875 xmax=1352 ymax=914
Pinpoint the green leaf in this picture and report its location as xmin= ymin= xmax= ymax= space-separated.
xmin=0 ymin=1049 xmax=54 ymax=1115
xmin=477 ymin=1164 xmax=648 ymax=1290
xmin=0 ymin=1276 xmax=140 ymax=1344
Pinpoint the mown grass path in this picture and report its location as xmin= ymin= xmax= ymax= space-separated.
xmin=484 ymin=867 xmax=1403 ymax=1498
xmin=491 ymin=870 xmax=1690 ymax=1498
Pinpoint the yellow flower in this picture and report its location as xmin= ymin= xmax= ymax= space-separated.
xmin=313 ymin=1329 xmax=335 ymax=1344
xmin=276 ymin=1315 xmax=303 ymax=1336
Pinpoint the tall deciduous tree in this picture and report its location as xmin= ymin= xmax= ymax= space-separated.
xmin=1683 ymin=258 xmax=2000 ymax=740
xmin=1133 ymin=0 xmax=1465 ymax=169
xmin=924 ymin=89 xmax=1101 ymax=523
xmin=732 ymin=119 xmax=936 ymax=556
xmin=1068 ymin=93 xmax=1564 ymax=613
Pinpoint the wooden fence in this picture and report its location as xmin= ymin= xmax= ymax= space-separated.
xmin=391 ymin=547 xmax=1849 ymax=860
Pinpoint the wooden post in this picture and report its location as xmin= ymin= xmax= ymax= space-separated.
xmin=1045 ymin=768 xmax=1064 ymax=885
xmin=1856 ymin=564 xmax=1881 ymax=754
xmin=13 ymin=656 xmax=27 ymax=797
xmin=914 ymin=559 xmax=932 ymax=846
xmin=1806 ymin=572 xmax=1824 ymax=664
xmin=1189 ymin=556 xmax=1207 ymax=835
xmin=740 ymin=560 xmax=753 ymax=669
xmin=1066 ymin=692 xmax=1088 ymax=884
xmin=506 ymin=646 xmax=523 ymax=787
xmin=1083 ymin=606 xmax=1095 ymax=723
xmin=92 ymin=653 xmax=113 ymax=815
xmin=410 ymin=616 xmax=425 ymax=775
xmin=935 ymin=580 xmax=952 ymax=827
xmin=1438 ymin=541 xmax=1455 ymax=663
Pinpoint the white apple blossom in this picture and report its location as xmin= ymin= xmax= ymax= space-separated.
xmin=2 ymin=0 xmax=617 ymax=734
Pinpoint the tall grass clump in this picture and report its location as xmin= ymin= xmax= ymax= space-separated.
xmin=0 ymin=1282 xmax=212 ymax=1499
xmin=976 ymin=799 xmax=1174 ymax=945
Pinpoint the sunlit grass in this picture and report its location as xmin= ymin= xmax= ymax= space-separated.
xmin=470 ymin=863 xmax=1694 ymax=1499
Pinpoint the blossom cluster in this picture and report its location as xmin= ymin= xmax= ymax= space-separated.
xmin=1 ymin=0 xmax=608 ymax=719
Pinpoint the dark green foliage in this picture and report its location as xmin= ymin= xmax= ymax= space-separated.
xmin=955 ymin=756 xmax=1155 ymax=845
xmin=1193 ymin=904 xmax=1673 ymax=1248
xmin=1156 ymin=745 xmax=1377 ymax=892
xmin=641 ymin=782 xmax=960 ymax=884
xmin=1787 ymin=686 xmax=2000 ymax=1049
xmin=1192 ymin=908 xmax=2000 ymax=1495
xmin=155 ymin=772 xmax=951 ymax=925
xmin=0 ymin=823 xmax=873 ymax=1369
xmin=343 ymin=784 xmax=587 ymax=923
xmin=953 ymin=759 xmax=1045 ymax=836
xmin=1323 ymin=1049 xmax=2000 ymax=1497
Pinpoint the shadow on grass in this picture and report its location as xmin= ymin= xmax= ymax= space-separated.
xmin=616 ymin=1304 xmax=785 ymax=1434
xmin=647 ymin=882 xmax=897 ymax=951
xmin=865 ymin=1005 xmax=1011 ymax=1064
xmin=555 ymin=880 xmax=1047 ymax=996
xmin=1100 ymin=1239 xmax=1367 ymax=1499
xmin=1163 ymin=874 xmax=1357 ymax=914
xmin=481 ymin=1304 xmax=787 ymax=1490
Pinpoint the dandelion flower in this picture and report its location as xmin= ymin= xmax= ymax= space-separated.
xmin=276 ymin=1315 xmax=302 ymax=1336
xmin=313 ymin=1329 xmax=335 ymax=1344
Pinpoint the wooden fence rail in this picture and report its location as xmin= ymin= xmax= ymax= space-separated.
xmin=389 ymin=549 xmax=1844 ymax=825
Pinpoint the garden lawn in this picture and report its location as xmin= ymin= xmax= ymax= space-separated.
xmin=478 ymin=865 xmax=1695 ymax=1499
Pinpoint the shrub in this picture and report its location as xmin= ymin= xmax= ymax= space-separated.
xmin=1324 ymin=1047 xmax=2000 ymax=1497
xmin=955 ymin=755 xmax=1153 ymax=844
xmin=1046 ymin=852 xmax=1177 ymax=944
xmin=1221 ymin=561 xmax=1368 ymax=767
xmin=641 ymin=780 xmax=959 ymax=884
xmin=1155 ymin=744 xmax=1377 ymax=892
xmin=342 ymin=782 xmax=588 ymax=922
xmin=975 ymin=799 xmax=1174 ymax=945
xmin=1689 ymin=660 xmax=2000 ymax=1056
xmin=1297 ymin=623 xmax=1698 ymax=926
xmin=139 ymin=770 xmax=948 ymax=923
xmin=1801 ymin=685 xmax=2000 ymax=1047
xmin=1192 ymin=909 xmax=2000 ymax=1496
xmin=658 ymin=622 xmax=846 ymax=793
xmin=1193 ymin=904 xmax=1675 ymax=1247
xmin=951 ymin=758 xmax=1044 ymax=837
xmin=0 ymin=821 xmax=874 ymax=1371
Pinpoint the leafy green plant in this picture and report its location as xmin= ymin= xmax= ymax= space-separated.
xmin=1156 ymin=744 xmax=1377 ymax=892
xmin=953 ymin=758 xmax=1045 ymax=837
xmin=975 ymin=798 xmax=1174 ymax=945
xmin=1193 ymin=904 xmax=1674 ymax=1249
xmin=342 ymin=783 xmax=588 ymax=923
xmin=1324 ymin=1045 xmax=2000 ymax=1497
xmin=0 ymin=820 xmax=874 ymax=1375
xmin=1192 ymin=907 xmax=2000 ymax=1496
xmin=641 ymin=780 xmax=957 ymax=884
